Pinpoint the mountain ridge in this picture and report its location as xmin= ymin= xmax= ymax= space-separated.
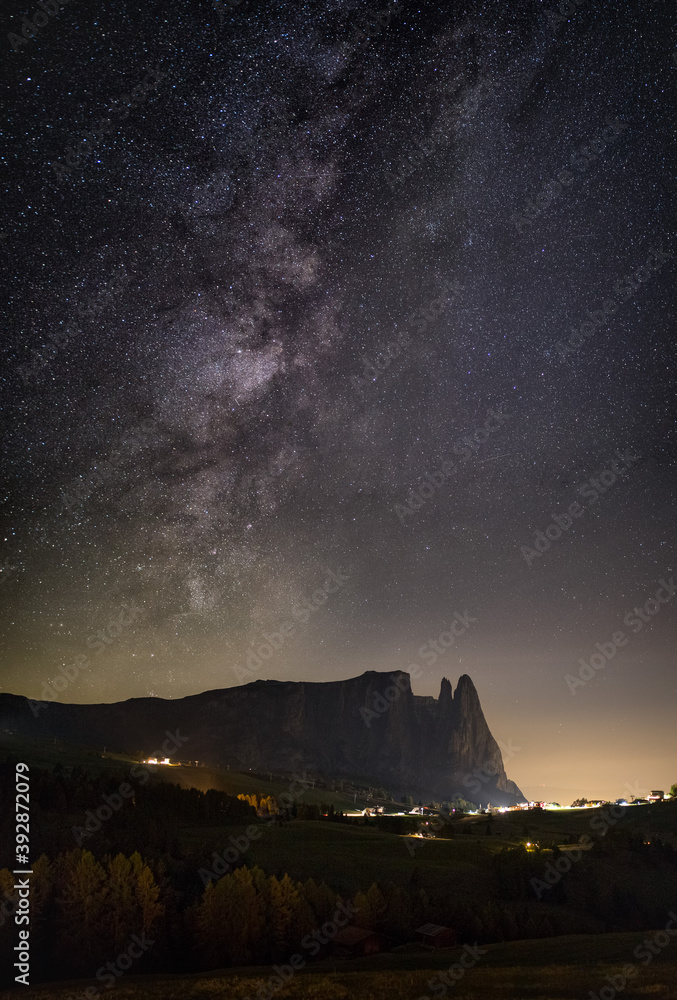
xmin=0 ymin=670 xmax=524 ymax=805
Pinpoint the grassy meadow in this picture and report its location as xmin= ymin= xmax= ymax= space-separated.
xmin=3 ymin=933 xmax=677 ymax=999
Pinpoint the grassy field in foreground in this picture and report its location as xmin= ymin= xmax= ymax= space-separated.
xmin=3 ymin=933 xmax=677 ymax=999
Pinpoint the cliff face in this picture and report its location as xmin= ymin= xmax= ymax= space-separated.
xmin=0 ymin=672 xmax=524 ymax=805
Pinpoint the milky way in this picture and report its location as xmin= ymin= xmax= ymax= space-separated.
xmin=1 ymin=0 xmax=676 ymax=800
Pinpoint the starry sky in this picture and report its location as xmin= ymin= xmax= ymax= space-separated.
xmin=1 ymin=0 xmax=676 ymax=803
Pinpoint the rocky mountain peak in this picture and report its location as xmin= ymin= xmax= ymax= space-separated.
xmin=0 ymin=670 xmax=524 ymax=805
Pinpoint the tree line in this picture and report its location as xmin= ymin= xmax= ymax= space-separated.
xmin=1 ymin=758 xmax=676 ymax=987
xmin=2 ymin=831 xmax=676 ymax=987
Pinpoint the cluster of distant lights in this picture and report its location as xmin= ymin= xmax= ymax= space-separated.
xmin=493 ymin=795 xmax=667 ymax=813
xmin=134 ymin=764 xmax=670 ymax=811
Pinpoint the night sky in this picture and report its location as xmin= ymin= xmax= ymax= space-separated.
xmin=1 ymin=0 xmax=675 ymax=804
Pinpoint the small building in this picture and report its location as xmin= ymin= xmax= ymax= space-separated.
xmin=648 ymin=790 xmax=664 ymax=802
xmin=332 ymin=926 xmax=381 ymax=958
xmin=415 ymin=923 xmax=457 ymax=950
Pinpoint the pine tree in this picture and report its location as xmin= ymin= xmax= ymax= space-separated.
xmin=195 ymin=881 xmax=224 ymax=967
xmin=195 ymin=867 xmax=263 ymax=967
xmin=380 ymin=883 xmax=410 ymax=938
xmin=351 ymin=883 xmax=386 ymax=929
xmin=303 ymin=878 xmax=337 ymax=925
xmin=133 ymin=855 xmax=164 ymax=939
xmin=250 ymin=865 xmax=273 ymax=962
xmin=54 ymin=850 xmax=108 ymax=973
xmin=366 ymin=883 xmax=387 ymax=928
xmin=104 ymin=853 xmax=136 ymax=951
xmin=268 ymin=873 xmax=300 ymax=959
xmin=289 ymin=879 xmax=316 ymax=946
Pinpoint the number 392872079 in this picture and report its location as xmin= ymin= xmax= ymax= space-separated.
xmin=15 ymin=763 xmax=30 ymax=865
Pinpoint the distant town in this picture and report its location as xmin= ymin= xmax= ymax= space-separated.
xmin=138 ymin=755 xmax=674 ymax=816
xmin=398 ymin=788 xmax=673 ymax=818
